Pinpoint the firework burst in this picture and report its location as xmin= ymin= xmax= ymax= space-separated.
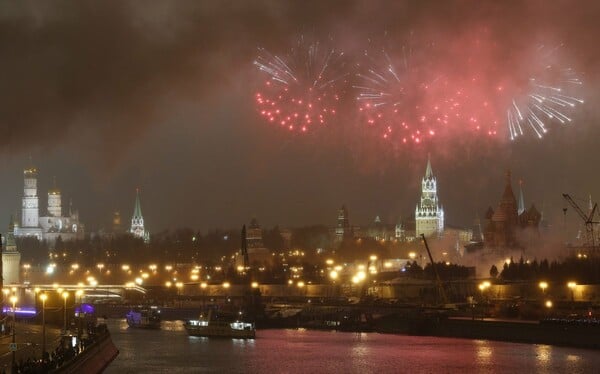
xmin=253 ymin=37 xmax=347 ymax=133
xmin=355 ymin=42 xmax=500 ymax=146
xmin=505 ymin=45 xmax=584 ymax=141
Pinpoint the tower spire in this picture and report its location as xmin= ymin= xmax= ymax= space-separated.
xmin=425 ymin=153 xmax=433 ymax=178
xmin=133 ymin=188 xmax=143 ymax=218
xmin=130 ymin=188 xmax=148 ymax=242
xmin=518 ymin=179 xmax=525 ymax=215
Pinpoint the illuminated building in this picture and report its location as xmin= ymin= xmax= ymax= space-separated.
xmin=335 ymin=205 xmax=353 ymax=242
xmin=15 ymin=164 xmax=84 ymax=243
xmin=415 ymin=155 xmax=444 ymax=238
xmin=130 ymin=189 xmax=149 ymax=243
xmin=2 ymin=218 xmax=21 ymax=285
xmin=15 ymin=165 xmax=43 ymax=239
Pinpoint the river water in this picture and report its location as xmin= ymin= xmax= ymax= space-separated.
xmin=104 ymin=319 xmax=599 ymax=373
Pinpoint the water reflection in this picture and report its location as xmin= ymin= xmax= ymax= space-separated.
xmin=161 ymin=320 xmax=185 ymax=332
xmin=475 ymin=340 xmax=493 ymax=366
xmin=232 ymin=338 xmax=255 ymax=347
xmin=104 ymin=320 xmax=600 ymax=374
xmin=535 ymin=344 xmax=552 ymax=372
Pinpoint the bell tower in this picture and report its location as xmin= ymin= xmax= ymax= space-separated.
xmin=22 ymin=165 xmax=40 ymax=228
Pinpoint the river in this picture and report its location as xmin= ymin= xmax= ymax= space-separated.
xmin=104 ymin=319 xmax=599 ymax=373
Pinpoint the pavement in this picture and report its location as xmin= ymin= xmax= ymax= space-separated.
xmin=0 ymin=322 xmax=61 ymax=372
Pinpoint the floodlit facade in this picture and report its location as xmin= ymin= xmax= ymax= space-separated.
xmin=15 ymin=164 xmax=84 ymax=243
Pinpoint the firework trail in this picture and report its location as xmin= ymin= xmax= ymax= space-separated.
xmin=253 ymin=36 xmax=347 ymax=133
xmin=354 ymin=39 xmax=500 ymax=146
xmin=505 ymin=45 xmax=584 ymax=141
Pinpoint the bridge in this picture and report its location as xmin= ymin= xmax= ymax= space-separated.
xmin=4 ymin=284 xmax=147 ymax=300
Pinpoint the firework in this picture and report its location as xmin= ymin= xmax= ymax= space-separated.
xmin=253 ymin=37 xmax=347 ymax=133
xmin=355 ymin=42 xmax=500 ymax=146
xmin=505 ymin=45 xmax=584 ymax=141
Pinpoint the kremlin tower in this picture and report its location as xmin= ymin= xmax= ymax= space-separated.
xmin=415 ymin=155 xmax=444 ymax=238
xmin=130 ymin=189 xmax=149 ymax=243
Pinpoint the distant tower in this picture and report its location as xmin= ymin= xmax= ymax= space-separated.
xmin=15 ymin=162 xmax=43 ymax=240
xmin=3 ymin=217 xmax=21 ymax=285
xmin=48 ymin=177 xmax=62 ymax=217
xmin=130 ymin=189 xmax=149 ymax=242
xmin=518 ymin=180 xmax=525 ymax=215
xmin=415 ymin=155 xmax=444 ymax=237
xmin=335 ymin=205 xmax=352 ymax=241
xmin=113 ymin=211 xmax=123 ymax=233
xmin=246 ymin=218 xmax=265 ymax=252
xmin=22 ymin=165 xmax=40 ymax=228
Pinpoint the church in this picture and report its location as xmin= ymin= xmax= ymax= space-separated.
xmin=14 ymin=164 xmax=85 ymax=244
xmin=483 ymin=171 xmax=541 ymax=249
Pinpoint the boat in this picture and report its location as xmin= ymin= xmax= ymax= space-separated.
xmin=185 ymin=309 xmax=256 ymax=339
xmin=126 ymin=306 xmax=161 ymax=329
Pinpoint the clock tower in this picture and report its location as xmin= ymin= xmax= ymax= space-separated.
xmin=415 ymin=155 xmax=444 ymax=238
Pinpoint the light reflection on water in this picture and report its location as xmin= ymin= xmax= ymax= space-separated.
xmin=105 ymin=319 xmax=599 ymax=374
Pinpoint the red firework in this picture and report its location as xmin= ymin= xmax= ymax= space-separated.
xmin=253 ymin=38 xmax=346 ymax=133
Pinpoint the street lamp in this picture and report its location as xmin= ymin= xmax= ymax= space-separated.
xmin=40 ymin=293 xmax=47 ymax=360
xmin=200 ymin=282 xmax=208 ymax=307
xmin=10 ymin=295 xmax=17 ymax=371
xmin=567 ymin=281 xmax=577 ymax=300
xmin=567 ymin=282 xmax=577 ymax=310
xmin=62 ymin=291 xmax=69 ymax=333
xmin=478 ymin=281 xmax=491 ymax=320
xmin=539 ymin=281 xmax=548 ymax=295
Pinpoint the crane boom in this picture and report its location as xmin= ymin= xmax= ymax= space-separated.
xmin=562 ymin=193 xmax=599 ymax=248
xmin=421 ymin=234 xmax=448 ymax=305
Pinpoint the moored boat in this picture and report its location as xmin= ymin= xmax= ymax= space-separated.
xmin=126 ymin=306 xmax=161 ymax=329
xmin=185 ymin=309 xmax=255 ymax=339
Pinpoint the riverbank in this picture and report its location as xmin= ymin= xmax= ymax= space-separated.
xmin=430 ymin=317 xmax=600 ymax=350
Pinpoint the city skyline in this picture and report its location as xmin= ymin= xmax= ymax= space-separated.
xmin=0 ymin=1 xmax=599 ymax=233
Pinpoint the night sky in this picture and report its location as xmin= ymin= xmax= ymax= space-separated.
xmin=1 ymin=1 xmax=599 ymax=234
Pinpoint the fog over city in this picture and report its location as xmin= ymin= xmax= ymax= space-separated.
xmin=1 ymin=1 xmax=599 ymax=234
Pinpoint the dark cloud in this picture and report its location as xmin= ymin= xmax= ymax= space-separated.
xmin=0 ymin=1 xmax=598 ymax=231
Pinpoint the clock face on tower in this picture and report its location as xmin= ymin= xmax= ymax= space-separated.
xmin=24 ymin=200 xmax=33 ymax=208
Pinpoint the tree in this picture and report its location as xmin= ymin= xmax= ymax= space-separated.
xmin=489 ymin=264 xmax=499 ymax=278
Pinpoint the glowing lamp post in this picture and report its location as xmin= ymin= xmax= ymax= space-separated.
xmin=222 ymin=282 xmax=230 ymax=303
xmin=40 ymin=293 xmax=48 ymax=359
xmin=478 ymin=281 xmax=491 ymax=319
xmin=200 ymin=282 xmax=208 ymax=307
xmin=568 ymin=282 xmax=577 ymax=310
xmin=10 ymin=295 xmax=17 ymax=370
xmin=567 ymin=282 xmax=576 ymax=301
xmin=62 ymin=292 xmax=69 ymax=333
xmin=539 ymin=281 xmax=548 ymax=295
xmin=545 ymin=299 xmax=553 ymax=318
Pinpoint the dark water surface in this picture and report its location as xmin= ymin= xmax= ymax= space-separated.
xmin=104 ymin=319 xmax=599 ymax=373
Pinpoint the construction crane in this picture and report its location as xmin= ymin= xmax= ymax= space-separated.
xmin=421 ymin=234 xmax=448 ymax=305
xmin=562 ymin=193 xmax=599 ymax=248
